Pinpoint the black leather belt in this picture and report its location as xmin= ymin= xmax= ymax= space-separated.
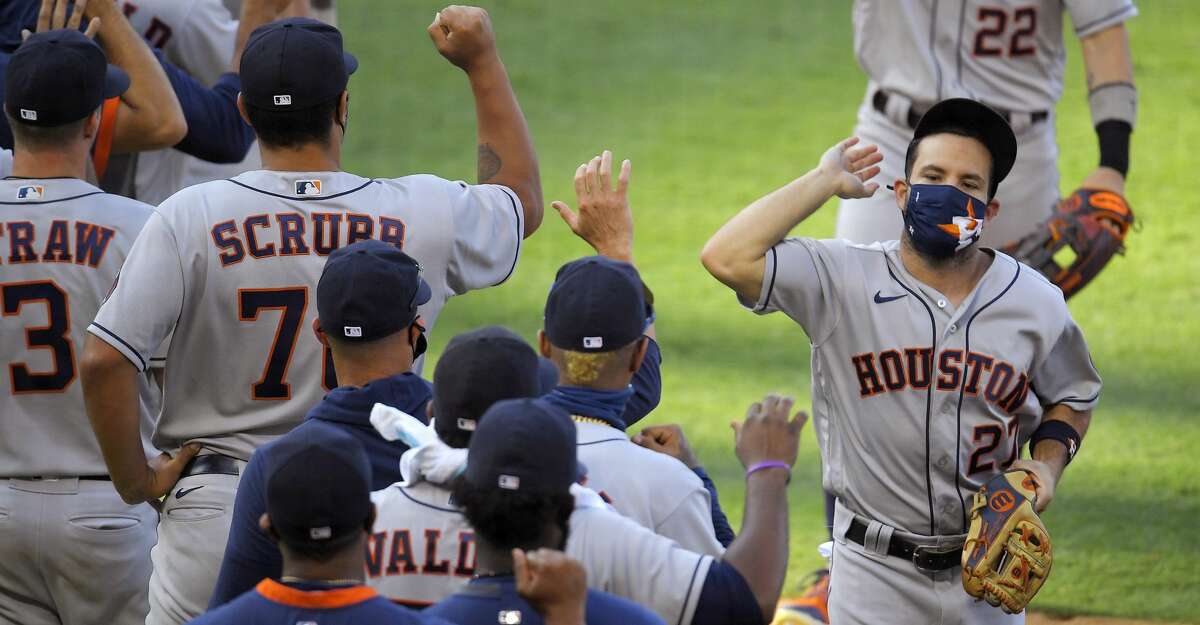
xmin=872 ymin=90 xmax=1048 ymax=129
xmin=846 ymin=517 xmax=962 ymax=572
xmin=180 ymin=454 xmax=240 ymax=478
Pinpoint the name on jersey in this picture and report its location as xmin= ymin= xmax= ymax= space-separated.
xmin=365 ymin=528 xmax=476 ymax=582
xmin=1 ymin=220 xmax=116 ymax=268
xmin=210 ymin=212 xmax=407 ymax=266
xmin=850 ymin=348 xmax=1030 ymax=413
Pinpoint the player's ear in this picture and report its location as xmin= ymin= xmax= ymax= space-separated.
xmin=236 ymin=93 xmax=251 ymax=127
xmin=259 ymin=513 xmax=278 ymax=543
xmin=893 ymin=179 xmax=909 ymax=212
xmin=312 ymin=318 xmax=329 ymax=347
xmin=82 ymin=108 xmax=101 ymax=140
xmin=537 ymin=330 xmax=552 ymax=358
xmin=985 ymin=198 xmax=1000 ymax=221
xmin=628 ymin=336 xmax=649 ymax=373
xmin=338 ymin=90 xmax=350 ymax=124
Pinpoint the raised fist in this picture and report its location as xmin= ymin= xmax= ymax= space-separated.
xmin=427 ymin=5 xmax=498 ymax=72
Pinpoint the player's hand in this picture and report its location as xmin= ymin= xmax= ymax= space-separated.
xmin=1008 ymin=459 xmax=1057 ymax=513
xmin=817 ymin=136 xmax=883 ymax=200
xmin=1078 ymin=166 xmax=1126 ymax=195
xmin=733 ymin=394 xmax=807 ymax=471
xmin=428 ymin=6 xmax=499 ymax=73
xmin=23 ymin=0 xmax=101 ymax=41
xmin=552 ymin=150 xmax=634 ymax=263
xmin=143 ymin=444 xmax=202 ymax=507
xmin=513 ymin=548 xmax=587 ymax=625
xmin=633 ymin=424 xmax=699 ymax=469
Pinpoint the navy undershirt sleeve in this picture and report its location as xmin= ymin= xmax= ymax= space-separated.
xmin=208 ymin=450 xmax=282 ymax=608
xmin=692 ymin=467 xmax=735 ymax=547
xmin=622 ymin=337 xmax=663 ymax=428
xmin=157 ymin=51 xmax=255 ymax=164
xmin=692 ymin=560 xmax=764 ymax=625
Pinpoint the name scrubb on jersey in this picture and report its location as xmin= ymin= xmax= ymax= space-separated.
xmin=210 ymin=212 xmax=408 ymax=265
xmin=850 ymin=347 xmax=1031 ymax=412
xmin=2 ymin=220 xmax=117 ymax=267
xmin=365 ymin=528 xmax=477 ymax=579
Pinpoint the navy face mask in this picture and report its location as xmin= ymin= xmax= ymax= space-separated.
xmin=901 ymin=184 xmax=986 ymax=259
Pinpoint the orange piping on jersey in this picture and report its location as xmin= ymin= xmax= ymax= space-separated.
xmin=255 ymin=579 xmax=378 ymax=609
xmin=92 ymin=97 xmax=120 ymax=181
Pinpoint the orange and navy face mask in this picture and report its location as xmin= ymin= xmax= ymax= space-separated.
xmin=902 ymin=184 xmax=985 ymax=258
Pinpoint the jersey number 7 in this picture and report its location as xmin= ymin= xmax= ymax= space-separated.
xmin=239 ymin=287 xmax=336 ymax=400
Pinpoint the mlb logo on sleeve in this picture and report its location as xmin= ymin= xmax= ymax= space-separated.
xmin=295 ymin=180 xmax=322 ymax=196
xmin=16 ymin=185 xmax=44 ymax=200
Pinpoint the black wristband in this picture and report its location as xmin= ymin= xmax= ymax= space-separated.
xmin=1030 ymin=420 xmax=1082 ymax=464
xmin=1096 ymin=119 xmax=1132 ymax=177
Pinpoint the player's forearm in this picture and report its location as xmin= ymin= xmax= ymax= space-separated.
xmin=80 ymin=337 xmax=155 ymax=504
xmin=721 ymin=470 xmax=790 ymax=621
xmin=1081 ymin=24 xmax=1134 ymax=90
xmin=1081 ymin=24 xmax=1135 ymax=179
xmin=467 ymin=56 xmax=543 ymax=237
xmin=701 ymin=168 xmax=836 ymax=301
xmin=87 ymin=0 xmax=186 ymax=151
xmin=1031 ymin=405 xmax=1092 ymax=483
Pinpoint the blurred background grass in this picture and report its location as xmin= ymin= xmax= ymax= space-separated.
xmin=338 ymin=1 xmax=1200 ymax=620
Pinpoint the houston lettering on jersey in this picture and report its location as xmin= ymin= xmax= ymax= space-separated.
xmin=365 ymin=528 xmax=476 ymax=597
xmin=850 ymin=348 xmax=1030 ymax=413
xmin=2 ymin=220 xmax=116 ymax=267
xmin=210 ymin=212 xmax=407 ymax=266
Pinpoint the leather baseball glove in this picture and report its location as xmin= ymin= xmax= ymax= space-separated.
xmin=1001 ymin=188 xmax=1134 ymax=299
xmin=961 ymin=470 xmax=1053 ymax=614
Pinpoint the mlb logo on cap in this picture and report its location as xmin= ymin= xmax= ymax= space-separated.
xmin=16 ymin=186 xmax=44 ymax=200
xmin=583 ymin=336 xmax=603 ymax=349
xmin=295 ymin=180 xmax=322 ymax=196
xmin=343 ymin=326 xmax=362 ymax=337
xmin=273 ymin=94 xmax=292 ymax=105
xmin=309 ymin=526 xmax=332 ymax=540
xmin=498 ymin=474 xmax=520 ymax=490
xmin=19 ymin=109 xmax=37 ymax=121
xmin=457 ymin=418 xmax=477 ymax=431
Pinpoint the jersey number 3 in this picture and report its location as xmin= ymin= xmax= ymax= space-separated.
xmin=239 ymin=287 xmax=336 ymax=400
xmin=3 ymin=280 xmax=75 ymax=393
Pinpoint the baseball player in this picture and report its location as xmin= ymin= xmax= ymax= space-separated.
xmin=0 ymin=30 xmax=159 ymax=625
xmin=79 ymin=9 xmax=541 ymax=624
xmin=424 ymin=398 xmax=666 ymax=625
xmin=836 ymin=0 xmax=1137 ymax=247
xmin=368 ymin=329 xmax=803 ymax=625
xmin=702 ymin=99 xmax=1101 ymax=624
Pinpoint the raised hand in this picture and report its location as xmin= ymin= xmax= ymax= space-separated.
xmin=24 ymin=0 xmax=101 ymax=40
xmin=733 ymin=394 xmax=807 ymax=471
xmin=633 ymin=424 xmax=699 ymax=469
xmin=817 ymin=136 xmax=883 ymax=200
xmin=513 ymin=548 xmax=588 ymax=625
xmin=552 ymin=150 xmax=634 ymax=262
xmin=427 ymin=5 xmax=499 ymax=73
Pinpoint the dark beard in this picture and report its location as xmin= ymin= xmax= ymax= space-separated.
xmin=901 ymin=229 xmax=976 ymax=270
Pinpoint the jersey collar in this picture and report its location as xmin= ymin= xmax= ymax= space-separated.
xmin=255 ymin=578 xmax=377 ymax=609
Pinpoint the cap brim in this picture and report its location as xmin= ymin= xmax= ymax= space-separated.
xmin=344 ymin=51 xmax=358 ymax=75
xmin=414 ymin=278 xmax=432 ymax=307
xmin=913 ymin=98 xmax=1017 ymax=187
xmin=103 ymin=64 xmax=130 ymax=99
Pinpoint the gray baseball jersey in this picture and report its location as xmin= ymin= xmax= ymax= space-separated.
xmin=88 ymin=170 xmax=523 ymax=461
xmin=0 ymin=177 xmax=157 ymax=477
xmin=574 ymin=420 xmax=725 ymax=556
xmin=369 ymin=482 xmax=712 ymax=623
xmin=742 ymin=238 xmax=1100 ymax=535
xmin=119 ymin=0 xmax=263 ymax=207
xmin=853 ymin=0 xmax=1137 ymax=112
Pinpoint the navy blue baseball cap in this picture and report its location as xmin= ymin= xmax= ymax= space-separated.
xmin=317 ymin=240 xmax=430 ymax=342
xmin=4 ymin=30 xmax=129 ymax=127
xmin=266 ymin=425 xmax=373 ymax=549
xmin=465 ymin=398 xmax=577 ymax=495
xmin=910 ymin=98 xmax=1017 ymax=196
xmin=544 ymin=256 xmax=648 ymax=353
xmin=433 ymin=326 xmax=547 ymax=441
xmin=240 ymin=17 xmax=358 ymax=110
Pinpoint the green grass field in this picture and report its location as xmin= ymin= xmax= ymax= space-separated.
xmin=338 ymin=2 xmax=1200 ymax=621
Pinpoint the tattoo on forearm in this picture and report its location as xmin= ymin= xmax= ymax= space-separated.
xmin=477 ymin=143 xmax=502 ymax=182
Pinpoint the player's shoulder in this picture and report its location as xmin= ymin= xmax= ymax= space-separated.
xmin=374 ymin=173 xmax=463 ymax=196
xmin=992 ymin=250 xmax=1070 ymax=313
xmin=621 ymin=443 xmax=705 ymax=488
xmin=372 ymin=481 xmax=460 ymax=516
xmin=155 ymin=177 xmax=240 ymax=212
xmin=586 ymin=588 xmax=668 ymax=625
